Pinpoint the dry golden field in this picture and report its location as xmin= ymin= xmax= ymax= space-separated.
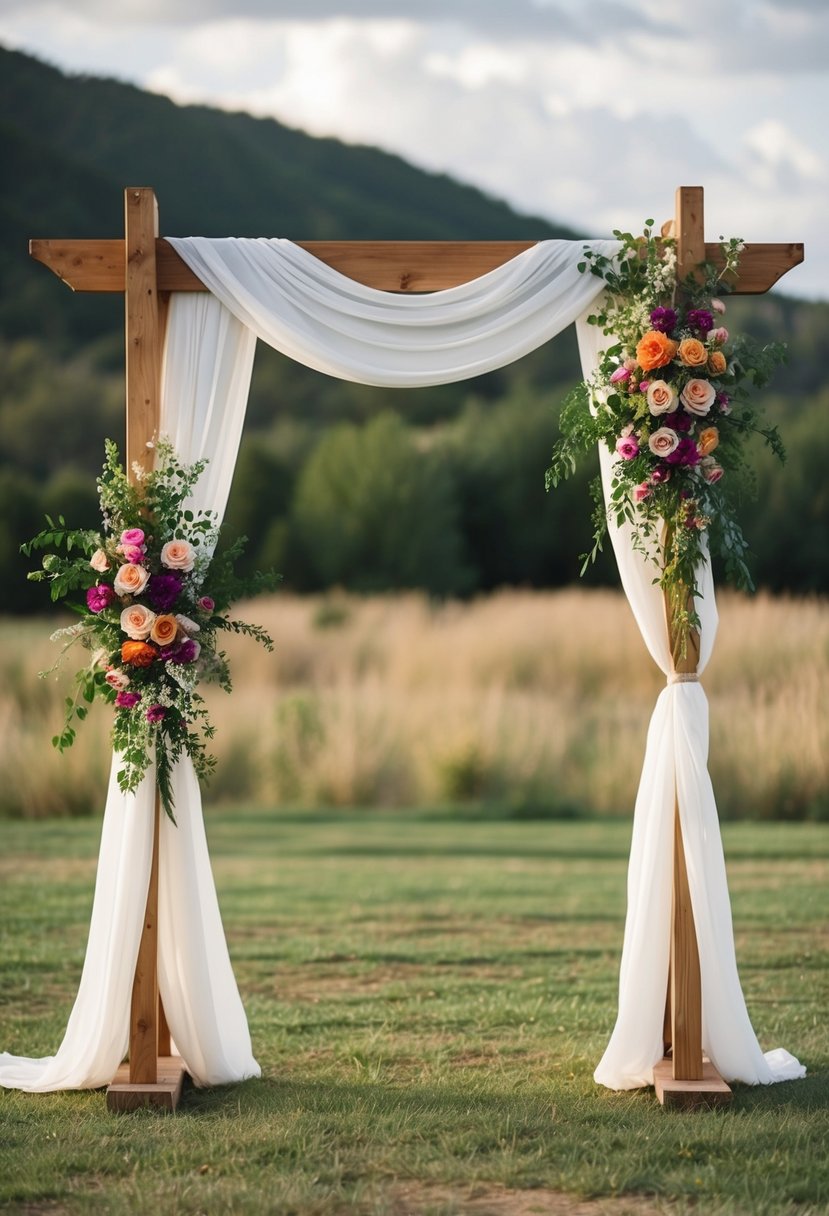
xmin=1 ymin=589 xmax=826 ymax=820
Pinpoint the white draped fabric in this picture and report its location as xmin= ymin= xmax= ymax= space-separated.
xmin=1 ymin=237 xmax=803 ymax=1093
xmin=576 ymin=317 xmax=805 ymax=1089
xmin=0 ymin=294 xmax=259 ymax=1090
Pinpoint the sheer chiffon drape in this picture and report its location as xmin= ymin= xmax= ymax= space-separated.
xmin=575 ymin=314 xmax=804 ymax=1088
xmin=0 ymin=294 xmax=259 ymax=1090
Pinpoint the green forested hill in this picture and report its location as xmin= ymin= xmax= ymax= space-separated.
xmin=1 ymin=44 xmax=827 ymax=610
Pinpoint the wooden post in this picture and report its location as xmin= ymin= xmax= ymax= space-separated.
xmin=653 ymin=187 xmax=732 ymax=1110
xmin=106 ymin=188 xmax=184 ymax=1113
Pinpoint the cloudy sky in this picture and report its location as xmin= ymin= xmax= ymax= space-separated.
xmin=2 ymin=0 xmax=826 ymax=300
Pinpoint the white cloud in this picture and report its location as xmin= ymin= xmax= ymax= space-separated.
xmin=1 ymin=3 xmax=826 ymax=299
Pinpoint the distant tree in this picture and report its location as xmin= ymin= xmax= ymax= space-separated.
xmin=288 ymin=412 xmax=471 ymax=594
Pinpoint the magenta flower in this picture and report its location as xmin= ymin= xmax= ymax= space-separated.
xmin=665 ymin=409 xmax=692 ymax=434
xmin=120 ymin=528 xmax=145 ymax=547
xmin=687 ymin=308 xmax=714 ymax=335
xmin=146 ymin=705 xmax=166 ymax=723
xmin=609 ymin=366 xmax=631 ymax=384
xmin=115 ymin=691 xmax=141 ymax=709
xmin=121 ymin=545 xmax=145 ymax=564
xmin=86 ymin=583 xmax=116 ymax=613
xmin=650 ymin=307 xmax=677 ymax=334
xmin=633 ymin=482 xmax=651 ymax=504
xmin=650 ymin=464 xmax=672 ymax=485
xmin=168 ymin=638 xmax=200 ymax=665
xmin=665 ymin=438 xmax=701 ymax=466
xmin=197 ymin=596 xmax=215 ymax=614
xmin=615 ymin=435 xmax=640 ymax=460
xmin=146 ymin=572 xmax=183 ymax=612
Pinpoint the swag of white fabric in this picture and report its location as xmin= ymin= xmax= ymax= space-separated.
xmin=0 ymin=238 xmax=803 ymax=1093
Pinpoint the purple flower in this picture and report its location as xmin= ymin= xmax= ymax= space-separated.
xmin=665 ymin=438 xmax=701 ymax=466
xmin=146 ymin=572 xmax=183 ymax=612
xmin=146 ymin=704 xmax=166 ymax=723
xmin=615 ymin=435 xmax=640 ymax=460
xmin=716 ymin=391 xmax=732 ymax=414
xmin=168 ymin=638 xmax=200 ymax=665
xmin=86 ymin=583 xmax=116 ymax=614
xmin=650 ymin=464 xmax=672 ymax=485
xmin=665 ymin=409 xmax=692 ymax=433
xmin=687 ymin=309 xmax=713 ymax=335
xmin=115 ymin=691 xmax=141 ymax=709
xmin=650 ymin=307 xmax=677 ymax=334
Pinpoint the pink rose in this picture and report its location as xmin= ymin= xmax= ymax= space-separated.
xmin=113 ymin=563 xmax=150 ymax=596
xmin=120 ymin=603 xmax=156 ymax=640
xmin=105 ymin=668 xmax=131 ymax=691
xmin=615 ymin=435 xmax=640 ymax=460
xmin=89 ymin=548 xmax=110 ymax=573
xmin=700 ymin=457 xmax=724 ymax=484
xmin=680 ymin=379 xmax=716 ymax=417
xmin=708 ymin=326 xmax=729 ymax=346
xmin=160 ymin=540 xmax=196 ymax=572
xmin=120 ymin=528 xmax=145 ymax=547
xmin=710 ymin=298 xmax=726 ymax=314
xmin=197 ymin=596 xmax=215 ymax=614
xmin=121 ymin=545 xmax=145 ymax=564
xmin=646 ymin=380 xmax=676 ymax=416
xmin=610 ymin=366 xmax=631 ymax=384
xmin=648 ymin=427 xmax=680 ymax=457
xmin=633 ymin=482 xmax=651 ymax=504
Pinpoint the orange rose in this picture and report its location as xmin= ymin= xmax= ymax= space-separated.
xmin=635 ymin=331 xmax=678 ymax=372
xmin=121 ymin=640 xmax=157 ymax=668
xmin=678 ymin=338 xmax=707 ymax=367
xmin=707 ymin=351 xmax=727 ymax=376
xmin=697 ymin=426 xmax=720 ymax=456
xmin=113 ymin=562 xmax=150 ymax=596
xmin=150 ymin=614 xmax=179 ymax=647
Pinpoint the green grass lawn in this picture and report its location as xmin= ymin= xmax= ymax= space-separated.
xmin=0 ymin=809 xmax=827 ymax=1215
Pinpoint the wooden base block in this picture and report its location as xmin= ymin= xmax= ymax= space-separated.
xmin=106 ymin=1056 xmax=187 ymax=1113
xmin=653 ymin=1056 xmax=732 ymax=1111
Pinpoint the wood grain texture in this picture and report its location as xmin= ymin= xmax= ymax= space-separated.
xmin=129 ymin=790 xmax=160 ymax=1085
xmin=125 ymin=188 xmax=161 ymax=478
xmin=107 ymin=1056 xmax=185 ymax=1113
xmin=29 ymin=235 xmax=804 ymax=295
xmin=653 ymin=1057 xmax=732 ymax=1111
xmin=675 ymin=186 xmax=706 ymax=284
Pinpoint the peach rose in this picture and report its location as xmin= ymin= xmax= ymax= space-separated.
xmin=646 ymin=380 xmax=677 ymax=415
xmin=150 ymin=614 xmax=180 ymax=647
xmin=697 ymin=427 xmax=720 ymax=456
xmin=648 ymin=427 xmax=680 ymax=457
xmin=677 ymin=338 xmax=707 ymax=367
xmin=707 ymin=351 xmax=727 ymax=376
xmin=120 ymin=603 xmax=156 ymax=640
xmin=680 ymin=379 xmax=716 ymax=416
xmin=160 ymin=540 xmax=195 ymax=572
xmin=113 ymin=563 xmax=150 ymax=596
xmin=121 ymin=640 xmax=157 ymax=668
xmin=90 ymin=548 xmax=110 ymax=573
xmin=635 ymin=331 xmax=678 ymax=372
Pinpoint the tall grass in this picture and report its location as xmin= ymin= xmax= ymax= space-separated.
xmin=0 ymin=590 xmax=826 ymax=819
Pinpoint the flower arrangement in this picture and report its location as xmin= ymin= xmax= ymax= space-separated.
xmin=546 ymin=221 xmax=786 ymax=657
xmin=23 ymin=438 xmax=279 ymax=821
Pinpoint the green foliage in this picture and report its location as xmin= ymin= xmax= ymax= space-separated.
xmin=290 ymin=412 xmax=472 ymax=595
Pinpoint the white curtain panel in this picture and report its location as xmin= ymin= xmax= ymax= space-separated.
xmin=0 ymin=294 xmax=259 ymax=1090
xmin=576 ymin=315 xmax=804 ymax=1089
xmin=1 ymin=239 xmax=803 ymax=1093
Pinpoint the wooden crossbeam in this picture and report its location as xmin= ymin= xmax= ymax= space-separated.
xmin=30 ymin=236 xmax=804 ymax=295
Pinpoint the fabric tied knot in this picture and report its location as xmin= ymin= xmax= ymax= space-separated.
xmin=667 ymin=672 xmax=699 ymax=684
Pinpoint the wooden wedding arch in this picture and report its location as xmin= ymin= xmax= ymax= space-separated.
xmin=30 ymin=186 xmax=803 ymax=1112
